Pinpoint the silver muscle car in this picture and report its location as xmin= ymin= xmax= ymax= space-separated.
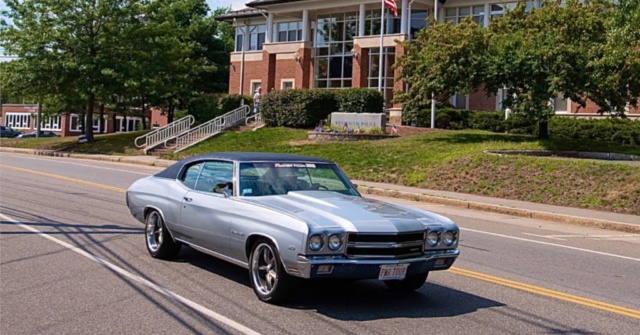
xmin=127 ymin=152 xmax=460 ymax=303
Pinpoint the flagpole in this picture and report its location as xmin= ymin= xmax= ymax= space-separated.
xmin=378 ymin=0 xmax=386 ymax=93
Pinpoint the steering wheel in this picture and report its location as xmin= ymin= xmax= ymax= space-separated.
xmin=312 ymin=183 xmax=329 ymax=191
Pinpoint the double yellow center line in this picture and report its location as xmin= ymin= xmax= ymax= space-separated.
xmin=450 ymin=267 xmax=640 ymax=319
xmin=3 ymin=163 xmax=640 ymax=320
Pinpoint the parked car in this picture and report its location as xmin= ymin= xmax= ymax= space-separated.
xmin=17 ymin=131 xmax=60 ymax=138
xmin=126 ymin=153 xmax=460 ymax=303
xmin=1 ymin=126 xmax=23 ymax=138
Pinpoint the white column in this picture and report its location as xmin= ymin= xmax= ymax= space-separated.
xmin=266 ymin=13 xmax=273 ymax=43
xmin=302 ymin=9 xmax=309 ymax=41
xmin=273 ymin=21 xmax=279 ymax=42
xmin=484 ymin=3 xmax=490 ymax=28
xmin=400 ymin=0 xmax=408 ymax=34
xmin=359 ymin=4 xmax=366 ymax=36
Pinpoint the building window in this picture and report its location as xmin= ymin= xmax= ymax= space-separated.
xmin=364 ymin=8 xmax=401 ymax=36
xmin=278 ymin=22 xmax=302 ymax=42
xmin=409 ymin=10 xmax=430 ymax=38
xmin=70 ymin=114 xmax=107 ymax=132
xmin=235 ymin=27 xmax=245 ymax=52
xmin=251 ymin=80 xmax=262 ymax=95
xmin=5 ymin=113 xmax=32 ymax=129
xmin=491 ymin=2 xmax=533 ymax=18
xmin=368 ymin=48 xmax=396 ymax=109
xmin=116 ymin=116 xmax=142 ymax=132
xmin=281 ymin=79 xmax=294 ymax=90
xmin=445 ymin=6 xmax=484 ymax=25
xmin=40 ymin=115 xmax=62 ymax=130
xmin=452 ymin=94 xmax=469 ymax=110
xmin=248 ymin=25 xmax=266 ymax=51
xmin=314 ymin=12 xmax=355 ymax=89
xmin=554 ymin=96 xmax=568 ymax=112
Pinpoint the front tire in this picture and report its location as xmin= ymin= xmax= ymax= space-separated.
xmin=384 ymin=272 xmax=429 ymax=291
xmin=145 ymin=210 xmax=181 ymax=259
xmin=249 ymin=240 xmax=296 ymax=304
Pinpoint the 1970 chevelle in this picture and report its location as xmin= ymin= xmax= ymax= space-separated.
xmin=127 ymin=152 xmax=460 ymax=303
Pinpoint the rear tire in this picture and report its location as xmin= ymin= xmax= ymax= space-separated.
xmin=145 ymin=210 xmax=181 ymax=259
xmin=249 ymin=239 xmax=296 ymax=304
xmin=384 ymin=272 xmax=429 ymax=291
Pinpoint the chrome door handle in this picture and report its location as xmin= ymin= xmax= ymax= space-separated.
xmin=183 ymin=197 xmax=192 ymax=202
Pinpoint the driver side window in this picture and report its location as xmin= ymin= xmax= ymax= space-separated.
xmin=180 ymin=163 xmax=204 ymax=189
xmin=195 ymin=161 xmax=234 ymax=194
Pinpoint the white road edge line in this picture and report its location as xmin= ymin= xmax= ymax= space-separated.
xmin=0 ymin=153 xmax=156 ymax=175
xmin=0 ymin=212 xmax=262 ymax=335
xmin=521 ymin=233 xmax=567 ymax=241
xmin=461 ymin=227 xmax=640 ymax=262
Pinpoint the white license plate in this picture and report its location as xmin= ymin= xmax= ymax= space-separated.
xmin=378 ymin=264 xmax=409 ymax=280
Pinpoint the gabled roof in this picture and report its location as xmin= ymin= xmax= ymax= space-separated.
xmin=214 ymin=7 xmax=266 ymax=22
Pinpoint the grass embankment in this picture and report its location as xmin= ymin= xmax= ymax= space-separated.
xmin=0 ymin=130 xmax=149 ymax=155
xmin=171 ymin=128 xmax=640 ymax=215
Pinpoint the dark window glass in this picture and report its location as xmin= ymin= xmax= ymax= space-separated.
xmin=343 ymin=56 xmax=353 ymax=78
xmin=279 ymin=31 xmax=287 ymax=42
xmin=195 ymin=161 xmax=234 ymax=194
xmin=329 ymin=57 xmax=343 ymax=78
xmin=181 ymin=163 xmax=203 ymax=189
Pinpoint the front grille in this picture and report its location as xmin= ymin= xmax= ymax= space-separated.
xmin=347 ymin=232 xmax=425 ymax=243
xmin=346 ymin=231 xmax=426 ymax=259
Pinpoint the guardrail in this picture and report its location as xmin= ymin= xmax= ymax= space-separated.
xmin=245 ymin=113 xmax=265 ymax=130
xmin=168 ymin=105 xmax=251 ymax=152
xmin=135 ymin=115 xmax=195 ymax=150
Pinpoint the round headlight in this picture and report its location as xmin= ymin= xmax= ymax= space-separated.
xmin=427 ymin=231 xmax=440 ymax=247
xmin=328 ymin=234 xmax=343 ymax=251
xmin=443 ymin=231 xmax=456 ymax=246
xmin=309 ymin=235 xmax=324 ymax=251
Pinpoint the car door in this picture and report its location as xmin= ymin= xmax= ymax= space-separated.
xmin=180 ymin=160 xmax=235 ymax=254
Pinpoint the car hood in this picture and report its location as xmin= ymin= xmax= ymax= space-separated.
xmin=240 ymin=191 xmax=457 ymax=233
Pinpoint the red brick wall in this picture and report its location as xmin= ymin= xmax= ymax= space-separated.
xmin=352 ymin=45 xmax=369 ymax=88
xmin=469 ymin=85 xmax=497 ymax=111
xmin=297 ymin=47 xmax=312 ymax=89
xmin=275 ymin=58 xmax=298 ymax=90
xmin=151 ymin=108 xmax=168 ymax=127
xmin=229 ymin=59 xmax=264 ymax=96
xmin=393 ymin=44 xmax=406 ymax=109
xmin=570 ymin=99 xmax=601 ymax=114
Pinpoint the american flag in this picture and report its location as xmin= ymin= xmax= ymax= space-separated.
xmin=392 ymin=124 xmax=399 ymax=135
xmin=385 ymin=0 xmax=398 ymax=18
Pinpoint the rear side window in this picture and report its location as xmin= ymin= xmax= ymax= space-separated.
xmin=180 ymin=163 xmax=203 ymax=189
xmin=195 ymin=161 xmax=234 ymax=193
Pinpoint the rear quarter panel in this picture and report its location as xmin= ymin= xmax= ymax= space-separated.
xmin=127 ymin=176 xmax=187 ymax=233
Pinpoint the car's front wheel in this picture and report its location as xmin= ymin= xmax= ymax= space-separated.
xmin=145 ymin=210 xmax=181 ymax=259
xmin=249 ymin=240 xmax=296 ymax=304
xmin=384 ymin=272 xmax=429 ymax=291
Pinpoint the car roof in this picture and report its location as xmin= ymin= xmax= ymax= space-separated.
xmin=154 ymin=152 xmax=335 ymax=179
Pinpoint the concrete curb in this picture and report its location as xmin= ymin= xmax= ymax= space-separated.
xmin=0 ymin=147 xmax=175 ymax=168
xmin=3 ymin=147 xmax=638 ymax=234
xmin=360 ymin=188 xmax=640 ymax=235
xmin=486 ymin=150 xmax=640 ymax=161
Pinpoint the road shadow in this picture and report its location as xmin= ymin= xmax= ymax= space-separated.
xmin=180 ymin=246 xmax=503 ymax=321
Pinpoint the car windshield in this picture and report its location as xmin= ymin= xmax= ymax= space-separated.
xmin=239 ymin=162 xmax=359 ymax=197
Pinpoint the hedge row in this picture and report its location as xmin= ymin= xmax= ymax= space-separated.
xmin=261 ymin=88 xmax=384 ymax=127
xmin=188 ymin=94 xmax=253 ymax=123
xmin=416 ymin=107 xmax=640 ymax=145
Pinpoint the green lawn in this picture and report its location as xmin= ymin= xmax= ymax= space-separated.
xmin=0 ymin=130 xmax=149 ymax=155
xmin=171 ymin=128 xmax=640 ymax=215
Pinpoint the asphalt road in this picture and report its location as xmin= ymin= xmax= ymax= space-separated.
xmin=1 ymin=153 xmax=639 ymax=334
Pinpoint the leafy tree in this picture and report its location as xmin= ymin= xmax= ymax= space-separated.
xmin=396 ymin=0 xmax=640 ymax=139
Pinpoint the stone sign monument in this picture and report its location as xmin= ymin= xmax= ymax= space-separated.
xmin=330 ymin=113 xmax=386 ymax=130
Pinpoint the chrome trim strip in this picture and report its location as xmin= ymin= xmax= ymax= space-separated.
xmin=347 ymin=241 xmax=425 ymax=248
xmin=175 ymin=238 xmax=249 ymax=269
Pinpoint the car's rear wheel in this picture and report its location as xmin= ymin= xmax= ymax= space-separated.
xmin=384 ymin=272 xmax=429 ymax=291
xmin=249 ymin=240 xmax=296 ymax=304
xmin=145 ymin=210 xmax=181 ymax=259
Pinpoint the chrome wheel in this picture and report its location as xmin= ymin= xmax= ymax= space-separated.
xmin=251 ymin=243 xmax=278 ymax=296
xmin=146 ymin=211 xmax=163 ymax=252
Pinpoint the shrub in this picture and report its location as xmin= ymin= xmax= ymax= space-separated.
xmin=549 ymin=117 xmax=640 ymax=145
xmin=335 ymin=88 xmax=384 ymax=114
xmin=261 ymin=89 xmax=337 ymax=128
xmin=188 ymin=94 xmax=252 ymax=123
xmin=402 ymin=100 xmax=452 ymax=125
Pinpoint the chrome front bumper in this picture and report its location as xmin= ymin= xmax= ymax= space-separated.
xmin=295 ymin=249 xmax=460 ymax=279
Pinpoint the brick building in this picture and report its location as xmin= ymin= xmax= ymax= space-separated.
xmin=1 ymin=104 xmax=169 ymax=137
xmin=216 ymin=0 xmax=639 ymax=125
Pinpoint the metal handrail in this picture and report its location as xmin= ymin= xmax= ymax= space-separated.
xmin=167 ymin=105 xmax=251 ymax=152
xmin=246 ymin=113 xmax=265 ymax=130
xmin=134 ymin=115 xmax=195 ymax=149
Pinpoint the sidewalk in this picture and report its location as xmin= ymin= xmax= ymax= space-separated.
xmin=2 ymin=147 xmax=639 ymax=233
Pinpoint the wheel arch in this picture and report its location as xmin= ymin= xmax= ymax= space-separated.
xmin=143 ymin=206 xmax=177 ymax=241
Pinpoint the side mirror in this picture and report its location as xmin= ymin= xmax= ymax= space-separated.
xmin=214 ymin=183 xmax=232 ymax=197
